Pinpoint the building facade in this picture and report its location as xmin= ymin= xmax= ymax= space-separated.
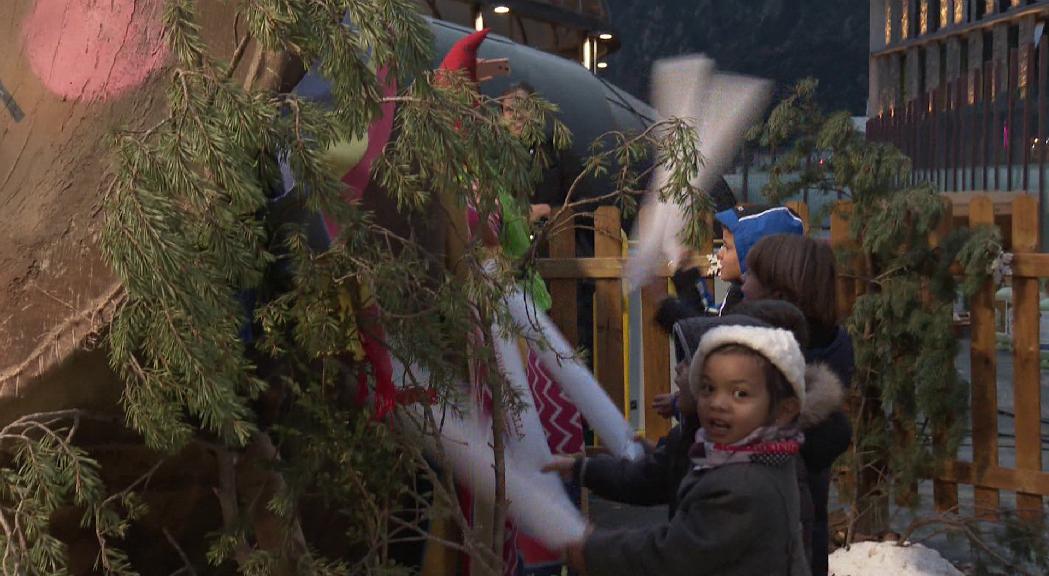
xmin=870 ymin=1 xmax=1047 ymax=117
xmin=869 ymin=1 xmax=1049 ymax=246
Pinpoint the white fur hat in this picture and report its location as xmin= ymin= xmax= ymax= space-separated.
xmin=688 ymin=325 xmax=806 ymax=407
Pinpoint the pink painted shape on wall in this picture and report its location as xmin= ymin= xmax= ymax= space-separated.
xmin=22 ymin=0 xmax=169 ymax=101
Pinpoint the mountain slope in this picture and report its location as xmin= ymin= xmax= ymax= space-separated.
xmin=604 ymin=0 xmax=869 ymax=115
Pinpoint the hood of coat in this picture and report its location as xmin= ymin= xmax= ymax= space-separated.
xmin=799 ymin=362 xmax=845 ymax=429
xmin=804 ymin=326 xmax=855 ymax=388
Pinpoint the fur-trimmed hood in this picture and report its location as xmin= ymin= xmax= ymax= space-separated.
xmin=799 ymin=362 xmax=846 ymax=428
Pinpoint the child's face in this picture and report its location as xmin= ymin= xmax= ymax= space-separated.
xmin=717 ymin=229 xmax=741 ymax=282
xmin=501 ymin=89 xmax=530 ymax=135
xmin=694 ymin=350 xmax=771 ymax=444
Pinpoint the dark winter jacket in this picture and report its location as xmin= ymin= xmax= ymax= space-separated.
xmin=576 ymin=415 xmax=699 ymax=518
xmin=804 ymin=326 xmax=855 ymax=390
xmin=577 ymin=362 xmax=845 ymax=548
xmin=718 ymin=282 xmax=745 ymax=316
xmin=799 ymin=325 xmax=855 ymax=576
xmin=583 ymin=455 xmax=811 ymax=576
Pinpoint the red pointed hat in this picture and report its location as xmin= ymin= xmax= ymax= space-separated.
xmin=438 ymin=28 xmax=490 ymax=81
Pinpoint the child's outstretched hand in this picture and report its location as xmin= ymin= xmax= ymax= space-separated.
xmin=541 ymin=455 xmax=578 ymax=482
xmin=652 ymin=392 xmax=677 ymax=418
xmin=633 ymin=433 xmax=657 ymax=454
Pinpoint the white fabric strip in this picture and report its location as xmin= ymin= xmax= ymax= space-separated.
xmin=392 ymin=358 xmax=586 ymax=547
xmin=626 ymin=55 xmax=772 ymax=292
xmin=491 ymin=320 xmax=560 ymax=475
xmin=504 ymin=285 xmax=643 ymax=461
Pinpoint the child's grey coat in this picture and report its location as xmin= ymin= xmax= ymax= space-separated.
xmin=583 ymin=455 xmax=810 ymax=576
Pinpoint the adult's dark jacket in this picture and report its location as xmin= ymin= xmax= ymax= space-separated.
xmin=799 ymin=325 xmax=855 ymax=576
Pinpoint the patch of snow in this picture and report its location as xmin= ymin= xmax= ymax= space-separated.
xmin=829 ymin=541 xmax=964 ymax=576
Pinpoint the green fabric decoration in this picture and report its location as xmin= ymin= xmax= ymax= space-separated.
xmin=499 ymin=191 xmax=552 ymax=311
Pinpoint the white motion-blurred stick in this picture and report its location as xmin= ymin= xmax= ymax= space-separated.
xmin=659 ymin=72 xmax=772 ymax=269
xmin=626 ymin=56 xmax=772 ymax=291
xmin=491 ymin=320 xmax=557 ymax=473
xmin=391 ymin=358 xmax=586 ymax=548
xmin=504 ymin=286 xmax=643 ymax=461
xmin=433 ymin=413 xmax=587 ymax=548
xmin=627 ymin=56 xmax=713 ymax=291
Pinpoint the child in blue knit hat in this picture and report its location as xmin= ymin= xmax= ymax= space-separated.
xmin=714 ymin=204 xmax=804 ymax=314
xmin=652 ymin=204 xmax=805 ymax=419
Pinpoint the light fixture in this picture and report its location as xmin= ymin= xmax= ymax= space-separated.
xmin=597 ymin=62 xmax=608 ymax=69
xmin=493 ymin=5 xmax=510 ymax=14
xmin=598 ymin=32 xmax=613 ymax=40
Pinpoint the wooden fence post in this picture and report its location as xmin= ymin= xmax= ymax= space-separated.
xmin=424 ymin=188 xmax=471 ymax=576
xmin=594 ymin=206 xmax=626 ymax=418
xmin=785 ymin=200 xmax=810 ymax=233
xmin=892 ymin=404 xmax=918 ymax=506
xmin=1011 ymin=195 xmax=1043 ymax=521
xmin=969 ymin=195 xmax=1001 ymax=519
xmin=641 ymin=281 xmax=671 ymax=442
xmin=931 ymin=197 xmax=960 ymax=512
xmin=548 ymin=208 xmax=578 ymax=347
xmin=831 ymin=199 xmax=892 ymax=533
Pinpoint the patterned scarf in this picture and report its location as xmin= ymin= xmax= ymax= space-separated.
xmin=689 ymin=425 xmax=804 ymax=470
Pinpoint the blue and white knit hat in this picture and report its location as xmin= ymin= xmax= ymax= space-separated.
xmin=714 ymin=205 xmax=804 ymax=274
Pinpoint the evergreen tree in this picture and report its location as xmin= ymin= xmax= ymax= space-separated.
xmin=754 ymin=79 xmax=1002 ymax=536
xmin=0 ymin=1 xmax=702 ymax=574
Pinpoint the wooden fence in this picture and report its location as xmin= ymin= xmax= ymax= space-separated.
xmin=934 ymin=193 xmax=1048 ymax=519
xmin=538 ymin=193 xmax=1048 ymax=517
xmin=536 ymin=206 xmax=711 ymax=442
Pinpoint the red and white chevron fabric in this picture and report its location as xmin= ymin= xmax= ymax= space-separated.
xmin=525 ymin=349 xmax=584 ymax=455
xmin=461 ymin=313 xmax=582 ymax=576
xmin=516 ymin=348 xmax=583 ymax=575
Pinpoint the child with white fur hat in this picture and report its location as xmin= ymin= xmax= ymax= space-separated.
xmin=564 ymin=317 xmax=817 ymax=576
